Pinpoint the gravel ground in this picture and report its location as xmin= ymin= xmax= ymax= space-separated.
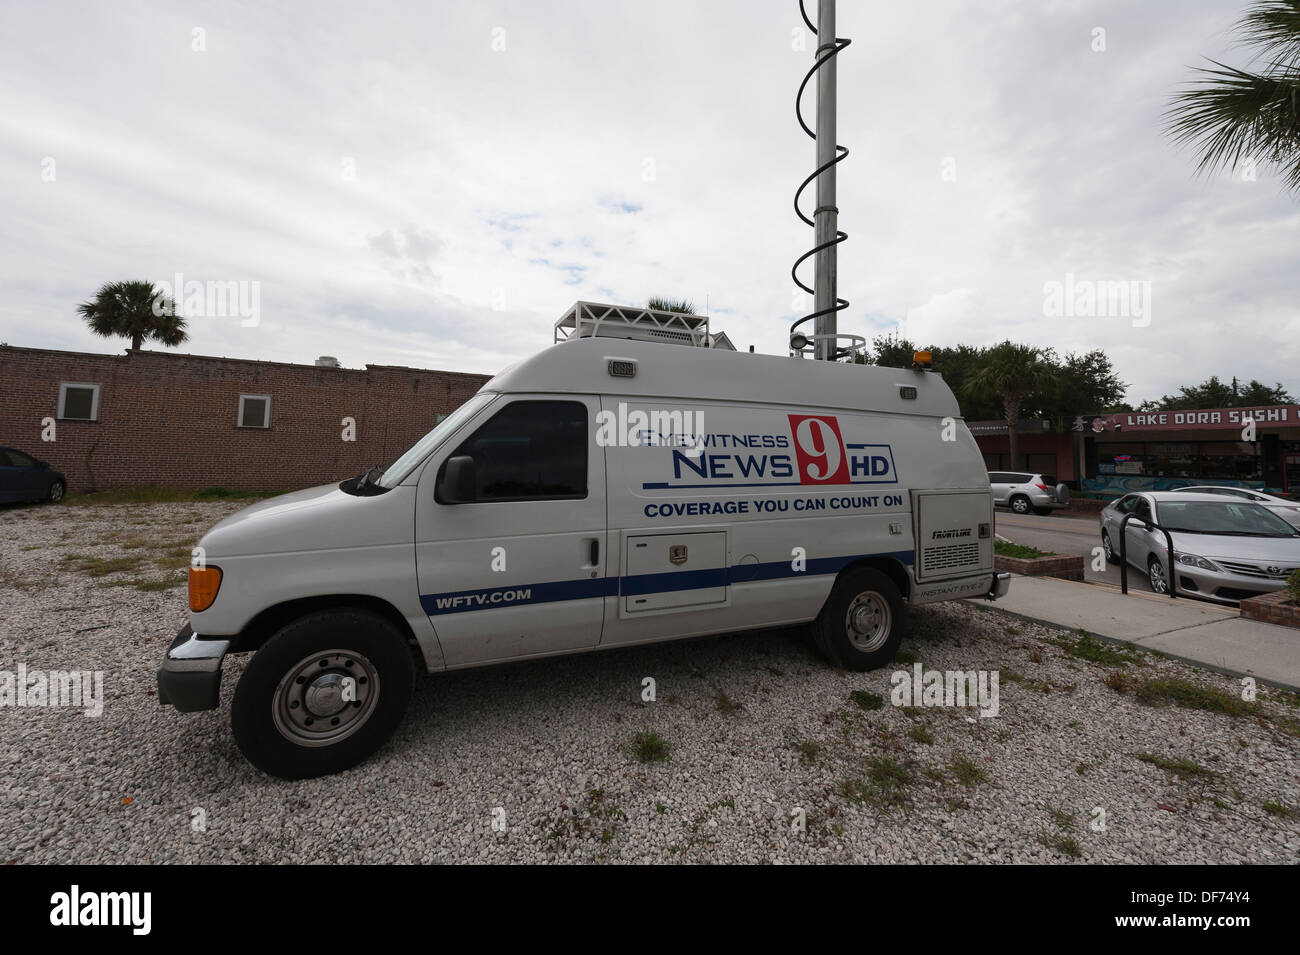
xmin=2 ymin=499 xmax=1299 ymax=864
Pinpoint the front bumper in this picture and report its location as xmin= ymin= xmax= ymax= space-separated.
xmin=156 ymin=624 xmax=230 ymax=712
xmin=987 ymin=571 xmax=1011 ymax=600
xmin=1170 ymin=564 xmax=1287 ymax=605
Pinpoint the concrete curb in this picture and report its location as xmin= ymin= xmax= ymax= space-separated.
xmin=961 ymin=597 xmax=1300 ymax=695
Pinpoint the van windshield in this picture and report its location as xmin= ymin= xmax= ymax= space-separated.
xmin=376 ymin=393 xmax=496 ymax=488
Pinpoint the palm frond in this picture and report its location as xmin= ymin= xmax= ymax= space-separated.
xmin=647 ymin=296 xmax=697 ymax=314
xmin=1166 ymin=60 xmax=1300 ymax=191
xmin=1240 ymin=0 xmax=1300 ymax=68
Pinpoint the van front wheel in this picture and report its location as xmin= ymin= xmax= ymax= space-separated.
xmin=811 ymin=567 xmax=905 ymax=671
xmin=231 ymin=609 xmax=415 ymax=780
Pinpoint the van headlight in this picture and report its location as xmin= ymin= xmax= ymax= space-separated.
xmin=1174 ymin=553 xmax=1219 ymax=572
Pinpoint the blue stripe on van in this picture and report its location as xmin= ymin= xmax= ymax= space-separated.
xmin=419 ymin=549 xmax=915 ymax=616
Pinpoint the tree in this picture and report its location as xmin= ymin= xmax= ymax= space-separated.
xmin=1040 ymin=349 xmax=1129 ymax=418
xmin=864 ymin=330 xmax=917 ymax=368
xmin=77 ymin=281 xmax=186 ymax=351
xmin=1166 ymin=0 xmax=1300 ymax=194
xmin=964 ymin=341 xmax=1058 ymax=471
xmin=1136 ymin=375 xmax=1296 ymax=411
xmin=646 ymin=296 xmax=696 ymax=313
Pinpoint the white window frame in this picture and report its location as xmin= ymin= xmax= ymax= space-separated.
xmin=58 ymin=382 xmax=100 ymax=421
xmin=238 ymin=394 xmax=272 ymax=429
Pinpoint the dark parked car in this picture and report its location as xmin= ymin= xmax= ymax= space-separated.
xmin=0 ymin=447 xmax=66 ymax=504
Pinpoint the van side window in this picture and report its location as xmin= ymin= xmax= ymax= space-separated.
xmin=451 ymin=400 xmax=587 ymax=501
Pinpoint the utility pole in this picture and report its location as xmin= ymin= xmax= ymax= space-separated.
xmin=813 ymin=0 xmax=838 ymax=361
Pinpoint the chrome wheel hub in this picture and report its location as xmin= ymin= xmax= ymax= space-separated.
xmin=272 ymin=649 xmax=380 ymax=747
xmin=845 ymin=591 xmax=891 ymax=653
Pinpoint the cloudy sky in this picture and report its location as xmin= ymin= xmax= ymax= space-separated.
xmin=2 ymin=0 xmax=1296 ymax=405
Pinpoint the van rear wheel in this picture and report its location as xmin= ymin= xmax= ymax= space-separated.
xmin=811 ymin=567 xmax=905 ymax=671
xmin=231 ymin=609 xmax=415 ymax=780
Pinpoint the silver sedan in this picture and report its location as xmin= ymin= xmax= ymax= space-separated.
xmin=1099 ymin=491 xmax=1300 ymax=604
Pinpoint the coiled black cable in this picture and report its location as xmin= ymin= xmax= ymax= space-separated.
xmin=790 ymin=0 xmax=851 ymax=357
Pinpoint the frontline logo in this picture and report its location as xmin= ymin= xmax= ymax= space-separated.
xmin=931 ymin=528 xmax=972 ymax=540
xmin=650 ymin=413 xmax=898 ymax=490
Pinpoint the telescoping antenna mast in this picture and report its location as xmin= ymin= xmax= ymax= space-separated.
xmin=790 ymin=0 xmax=857 ymax=361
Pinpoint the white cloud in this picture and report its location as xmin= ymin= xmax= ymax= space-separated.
xmin=0 ymin=0 xmax=1296 ymax=405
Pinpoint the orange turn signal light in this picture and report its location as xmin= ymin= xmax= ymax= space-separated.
xmin=188 ymin=566 xmax=223 ymax=612
xmin=912 ymin=350 xmax=932 ymax=367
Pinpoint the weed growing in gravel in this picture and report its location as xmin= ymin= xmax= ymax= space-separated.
xmin=1134 ymin=677 xmax=1258 ymax=718
xmin=793 ymin=739 xmax=821 ymax=762
xmin=1262 ymin=800 xmax=1299 ymax=819
xmin=1136 ymin=752 xmax=1219 ymax=781
xmin=908 ymin=725 xmax=934 ymax=745
xmin=632 ymin=730 xmax=669 ymax=763
xmin=1052 ymin=633 xmax=1144 ymax=668
xmin=838 ymin=756 xmax=915 ymax=808
xmin=63 ymin=487 xmax=281 ymax=506
xmin=1045 ymin=806 xmax=1077 ymax=831
xmin=850 ymin=690 xmax=885 ymax=711
xmin=62 ymin=553 xmax=145 ymax=577
xmin=894 ymin=648 xmax=919 ymax=665
xmin=545 ymin=787 xmax=628 ymax=844
xmin=1104 ymin=670 xmax=1129 ymax=693
xmin=713 ymin=690 xmax=743 ymax=716
xmin=1038 ymin=829 xmax=1082 ymax=858
xmin=1002 ymin=669 xmax=1024 ymax=684
xmin=949 ymin=755 xmax=987 ymax=787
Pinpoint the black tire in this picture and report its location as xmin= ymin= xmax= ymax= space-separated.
xmin=46 ymin=480 xmax=65 ymax=504
xmin=1009 ymin=495 xmax=1031 ymax=515
xmin=1101 ymin=530 xmax=1115 ymax=564
xmin=231 ymin=609 xmax=415 ymax=780
xmin=810 ymin=567 xmax=905 ymax=671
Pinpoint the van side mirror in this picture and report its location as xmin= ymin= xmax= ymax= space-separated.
xmin=439 ymin=455 xmax=477 ymax=504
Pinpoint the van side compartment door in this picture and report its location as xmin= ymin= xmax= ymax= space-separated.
xmin=414 ymin=395 xmax=608 ymax=667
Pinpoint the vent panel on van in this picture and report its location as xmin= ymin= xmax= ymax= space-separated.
xmin=912 ymin=489 xmax=994 ymax=581
xmin=921 ymin=541 xmax=980 ymax=574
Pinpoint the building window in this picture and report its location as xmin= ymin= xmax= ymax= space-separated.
xmin=238 ymin=394 xmax=271 ymax=428
xmin=58 ymin=383 xmax=100 ymax=421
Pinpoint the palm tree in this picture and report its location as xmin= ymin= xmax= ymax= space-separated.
xmin=647 ymin=296 xmax=696 ymax=313
xmin=77 ymin=281 xmax=186 ymax=351
xmin=965 ymin=341 xmax=1057 ymax=471
xmin=1166 ymin=0 xmax=1300 ymax=194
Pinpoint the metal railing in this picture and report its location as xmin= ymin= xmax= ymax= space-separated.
xmin=1117 ymin=513 xmax=1177 ymax=599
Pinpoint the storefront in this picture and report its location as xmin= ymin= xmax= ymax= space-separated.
xmin=968 ymin=420 xmax=1078 ymax=484
xmin=1073 ymin=405 xmax=1300 ymax=497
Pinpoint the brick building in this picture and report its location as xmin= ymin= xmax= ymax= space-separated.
xmin=0 ymin=345 xmax=490 ymax=492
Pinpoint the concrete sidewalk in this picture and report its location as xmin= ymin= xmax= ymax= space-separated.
xmin=968 ymin=574 xmax=1300 ymax=691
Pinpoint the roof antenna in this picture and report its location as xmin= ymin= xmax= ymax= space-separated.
xmin=790 ymin=0 xmax=851 ymax=361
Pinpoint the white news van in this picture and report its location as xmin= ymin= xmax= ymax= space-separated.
xmin=158 ymin=306 xmax=1009 ymax=778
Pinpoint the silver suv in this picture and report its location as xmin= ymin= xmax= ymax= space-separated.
xmin=989 ymin=471 xmax=1070 ymax=516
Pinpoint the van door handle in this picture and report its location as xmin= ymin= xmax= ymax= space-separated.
xmin=589 ymin=538 xmax=599 ymax=565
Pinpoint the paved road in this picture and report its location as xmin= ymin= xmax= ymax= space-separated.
xmin=992 ymin=509 xmax=1163 ymax=594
